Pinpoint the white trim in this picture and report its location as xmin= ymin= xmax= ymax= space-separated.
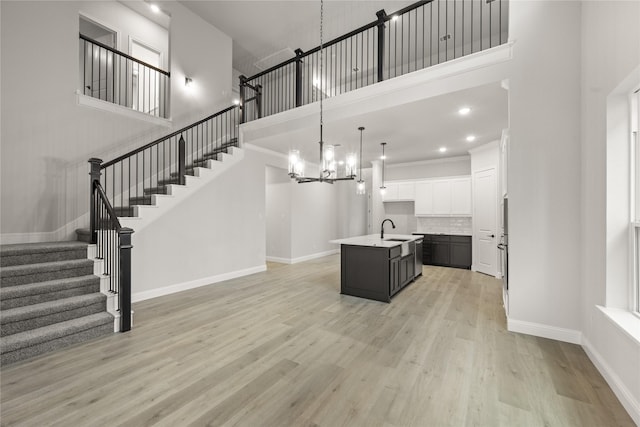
xmin=266 ymin=249 xmax=339 ymax=265
xmin=387 ymin=156 xmax=471 ymax=169
xmin=597 ymin=305 xmax=640 ymax=344
xmin=507 ymin=318 xmax=583 ymax=345
xmin=76 ymin=92 xmax=172 ymax=127
xmin=582 ymin=337 xmax=640 ymax=426
xmin=132 ymin=264 xmax=267 ymax=303
xmin=265 ymin=256 xmax=292 ymax=264
xmin=1 ymin=214 xmax=88 ymax=244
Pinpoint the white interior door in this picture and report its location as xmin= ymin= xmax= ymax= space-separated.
xmin=473 ymin=168 xmax=498 ymax=276
xmin=130 ymin=40 xmax=162 ymax=115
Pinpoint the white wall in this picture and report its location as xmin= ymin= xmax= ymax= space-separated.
xmin=265 ymin=166 xmax=292 ymax=260
xmin=0 ymin=0 xmax=232 ymax=240
xmin=131 ymin=148 xmax=272 ymax=299
xmin=580 ymin=1 xmax=640 ymax=423
xmin=506 ymin=0 xmax=583 ymax=340
xmin=263 ymin=153 xmax=364 ymax=264
xmin=79 ymin=2 xmax=169 ymax=70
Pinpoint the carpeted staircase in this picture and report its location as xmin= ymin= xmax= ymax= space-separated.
xmin=0 ymin=242 xmax=113 ymax=365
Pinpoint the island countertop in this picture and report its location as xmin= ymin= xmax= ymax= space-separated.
xmin=329 ymin=234 xmax=422 ymax=248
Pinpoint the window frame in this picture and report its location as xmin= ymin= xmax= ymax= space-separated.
xmin=631 ymin=87 xmax=640 ymax=317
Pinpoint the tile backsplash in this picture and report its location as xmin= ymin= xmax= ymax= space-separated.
xmin=416 ymin=217 xmax=472 ymax=235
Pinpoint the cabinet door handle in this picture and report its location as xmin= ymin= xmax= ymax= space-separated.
xmin=489 ymin=234 xmax=495 ymax=238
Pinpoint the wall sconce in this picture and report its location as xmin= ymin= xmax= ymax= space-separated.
xmin=185 ymin=77 xmax=193 ymax=88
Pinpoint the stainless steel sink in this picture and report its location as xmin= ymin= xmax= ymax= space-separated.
xmin=384 ymin=238 xmax=411 ymax=242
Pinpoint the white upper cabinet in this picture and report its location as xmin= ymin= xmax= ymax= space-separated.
xmin=397 ymin=182 xmax=415 ymax=200
xmin=414 ymin=181 xmax=433 ymax=215
xmin=382 ymin=182 xmax=399 ymax=201
xmin=451 ymin=178 xmax=472 ymax=215
xmin=414 ymin=176 xmax=472 ymax=217
xmin=382 ymin=181 xmax=415 ymax=202
xmin=432 ymin=180 xmax=452 ymax=215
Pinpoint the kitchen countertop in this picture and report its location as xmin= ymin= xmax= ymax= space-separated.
xmin=330 ymin=234 xmax=422 ymax=248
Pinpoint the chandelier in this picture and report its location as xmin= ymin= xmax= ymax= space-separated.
xmin=288 ymin=0 xmax=356 ymax=184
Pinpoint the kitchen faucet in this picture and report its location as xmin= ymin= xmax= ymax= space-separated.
xmin=380 ymin=219 xmax=396 ymax=239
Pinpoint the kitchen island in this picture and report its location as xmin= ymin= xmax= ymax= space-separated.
xmin=330 ymin=234 xmax=423 ymax=302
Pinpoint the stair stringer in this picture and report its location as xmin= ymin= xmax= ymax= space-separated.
xmin=118 ymin=147 xmax=244 ymax=233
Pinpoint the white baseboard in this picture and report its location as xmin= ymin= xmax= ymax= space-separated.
xmin=1 ymin=214 xmax=88 ymax=244
xmin=131 ymin=264 xmax=267 ymax=303
xmin=507 ymin=318 xmax=582 ymax=344
xmin=583 ymin=337 xmax=640 ymax=426
xmin=266 ymin=256 xmax=292 ymax=264
xmin=266 ymin=249 xmax=338 ymax=265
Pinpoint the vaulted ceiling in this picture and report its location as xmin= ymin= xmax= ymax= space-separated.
xmin=178 ymin=1 xmax=509 ymax=165
xmin=179 ymin=1 xmax=415 ymax=76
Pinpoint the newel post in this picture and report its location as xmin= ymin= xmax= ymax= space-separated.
xmin=376 ymin=9 xmax=387 ymax=83
xmin=239 ymin=75 xmax=247 ymax=123
xmin=88 ymin=158 xmax=103 ymax=244
xmin=256 ymin=84 xmax=263 ymax=119
xmin=294 ymin=48 xmax=304 ymax=107
xmin=119 ymin=227 xmax=133 ymax=332
xmin=178 ymin=136 xmax=186 ymax=185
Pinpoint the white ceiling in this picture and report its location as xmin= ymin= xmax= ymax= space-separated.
xmin=179 ymin=1 xmax=415 ymax=76
xmin=177 ymin=1 xmax=509 ymax=166
xmin=249 ymin=81 xmax=509 ymax=166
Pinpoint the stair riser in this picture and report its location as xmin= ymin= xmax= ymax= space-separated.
xmin=0 ymin=297 xmax=107 ymax=337
xmin=1 ymin=282 xmax=100 ymax=310
xmin=1 ymin=299 xmax=106 ymax=336
xmin=0 ymin=322 xmax=113 ymax=365
xmin=1 ymin=265 xmax=94 ymax=287
xmin=1 ymin=248 xmax=87 ymax=268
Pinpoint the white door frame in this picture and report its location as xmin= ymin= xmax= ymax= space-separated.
xmin=472 ymin=166 xmax=500 ymax=278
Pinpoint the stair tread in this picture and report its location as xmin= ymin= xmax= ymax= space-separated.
xmin=0 ymin=259 xmax=94 ymax=278
xmin=0 ymin=312 xmax=113 ymax=353
xmin=0 ymin=275 xmax=99 ymax=298
xmin=1 ymin=293 xmax=106 ymax=322
xmin=1 ymin=242 xmax=87 ymax=257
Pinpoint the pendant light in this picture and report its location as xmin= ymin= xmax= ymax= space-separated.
xmin=356 ymin=127 xmax=366 ymax=195
xmin=287 ymin=0 xmax=356 ymax=184
xmin=379 ymin=142 xmax=387 ymax=195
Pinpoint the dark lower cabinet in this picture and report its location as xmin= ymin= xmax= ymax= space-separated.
xmin=417 ymin=234 xmax=472 ymax=269
xmin=341 ymin=243 xmax=416 ymax=302
xmin=390 ymin=255 xmax=401 ymax=296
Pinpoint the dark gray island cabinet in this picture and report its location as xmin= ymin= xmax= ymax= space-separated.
xmin=332 ymin=234 xmax=419 ymax=303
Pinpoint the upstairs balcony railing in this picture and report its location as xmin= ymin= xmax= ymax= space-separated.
xmin=239 ymin=0 xmax=508 ymax=123
xmin=79 ymin=34 xmax=170 ymax=119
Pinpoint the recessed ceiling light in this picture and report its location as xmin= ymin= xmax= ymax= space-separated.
xmin=439 ymin=147 xmax=447 ymax=153
xmin=392 ymin=15 xmax=399 ymax=21
xmin=380 ymin=155 xmax=386 ymax=160
xmin=458 ymin=107 xmax=471 ymax=115
xmin=233 ymin=99 xmax=240 ymax=105
xmin=150 ymin=3 xmax=160 ymax=13
xmin=466 ymin=135 xmax=476 ymax=142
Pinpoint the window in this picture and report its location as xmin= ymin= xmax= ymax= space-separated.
xmin=632 ymin=88 xmax=640 ymax=314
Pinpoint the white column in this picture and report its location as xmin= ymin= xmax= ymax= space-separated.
xmin=371 ymin=160 xmax=385 ymax=234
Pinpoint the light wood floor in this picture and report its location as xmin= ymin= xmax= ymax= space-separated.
xmin=1 ymin=256 xmax=634 ymax=426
